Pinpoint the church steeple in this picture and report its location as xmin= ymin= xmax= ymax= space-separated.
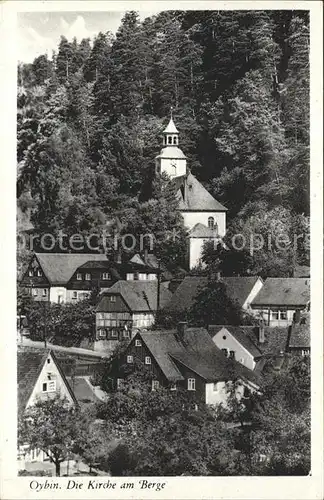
xmin=155 ymin=111 xmax=187 ymax=179
xmin=162 ymin=108 xmax=179 ymax=146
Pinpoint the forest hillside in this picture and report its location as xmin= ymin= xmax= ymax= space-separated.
xmin=17 ymin=10 xmax=310 ymax=276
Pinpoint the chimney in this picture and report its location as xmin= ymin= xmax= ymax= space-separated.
xmin=115 ymin=249 xmax=122 ymax=264
xmin=144 ymin=248 xmax=148 ymax=265
xmin=258 ymin=322 xmax=265 ymax=344
xmin=177 ymin=321 xmax=187 ymax=341
xmin=294 ymin=309 xmax=301 ymax=324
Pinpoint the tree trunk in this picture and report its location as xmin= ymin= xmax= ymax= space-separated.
xmin=55 ymin=461 xmax=60 ymax=477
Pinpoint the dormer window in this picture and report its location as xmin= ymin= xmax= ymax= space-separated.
xmin=77 ymin=273 xmax=82 ymax=281
xmin=37 ymin=269 xmax=42 ymax=277
xmin=85 ymin=273 xmax=91 ymax=281
xmin=28 ymin=270 xmax=33 ymax=277
xmin=102 ymin=272 xmax=111 ymax=280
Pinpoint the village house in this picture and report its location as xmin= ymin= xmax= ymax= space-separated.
xmin=17 ymin=348 xmax=77 ymax=469
xmin=95 ymin=280 xmax=172 ymax=350
xmin=20 ymin=252 xmax=162 ymax=303
xmin=112 ymin=323 xmax=261 ymax=406
xmin=164 ymin=275 xmax=264 ymax=316
xmin=250 ymin=278 xmax=310 ymax=327
xmin=155 ymin=116 xmax=228 ymax=269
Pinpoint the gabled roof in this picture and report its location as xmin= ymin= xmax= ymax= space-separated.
xmin=98 ymin=280 xmax=172 ymax=313
xmin=17 ymin=349 xmax=77 ymax=415
xmin=173 ymin=173 xmax=227 ymax=212
xmin=209 ymin=325 xmax=263 ymax=358
xmin=165 ymin=276 xmax=262 ymax=312
xmin=251 ymin=278 xmax=310 ymax=307
xmin=140 ymin=328 xmax=261 ymax=385
xmin=129 ymin=253 xmax=159 ymax=270
xmin=34 ymin=253 xmax=108 ymax=285
xmin=243 ymin=327 xmax=289 ymax=356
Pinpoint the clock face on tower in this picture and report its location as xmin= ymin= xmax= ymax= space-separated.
xmin=170 ymin=160 xmax=177 ymax=172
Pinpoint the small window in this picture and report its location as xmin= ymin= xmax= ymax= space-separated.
xmin=271 ymin=310 xmax=279 ymax=320
xmin=85 ymin=273 xmax=91 ymax=281
xmin=135 ymin=339 xmax=142 ymax=347
xmin=127 ymin=355 xmax=133 ymax=364
xmin=47 ymin=358 xmax=50 ymax=364
xmin=98 ymin=329 xmax=106 ymax=339
xmin=280 ymin=310 xmax=288 ymax=320
xmin=76 ymin=273 xmax=82 ymax=281
xmin=47 ymin=380 xmax=56 ymax=392
xmin=188 ymin=378 xmax=196 ymax=391
xmin=173 ymin=136 xmax=177 ymax=145
xmin=37 ymin=269 xmax=42 ymax=277
xmin=123 ymin=330 xmax=130 ymax=338
xmin=28 ymin=270 xmax=33 ymax=277
xmin=168 ymin=136 xmax=172 ymax=144
xmin=72 ymin=291 xmax=77 ymax=299
xmin=42 ymin=289 xmax=47 ymax=297
xmin=102 ymin=272 xmax=111 ymax=280
xmin=111 ymin=330 xmax=118 ymax=338
xmin=42 ymin=383 xmax=47 ymax=392
xmin=243 ymin=387 xmax=251 ymax=398
xmin=221 ymin=348 xmax=228 ymax=357
xmin=301 ymin=349 xmax=310 ymax=357
xmin=145 ymin=356 xmax=151 ymax=365
xmin=229 ymin=350 xmax=235 ymax=359
xmin=33 ymin=289 xmax=38 ymax=296
xmin=222 ymin=335 xmax=227 ymax=340
xmin=170 ymin=383 xmax=177 ymax=391
xmin=208 ymin=216 xmax=215 ymax=229
xmin=110 ymin=296 xmax=117 ymax=302
xmin=213 ymin=383 xmax=218 ymax=392
xmin=152 ymin=380 xmax=159 ymax=391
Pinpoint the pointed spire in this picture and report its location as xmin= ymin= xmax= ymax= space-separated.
xmin=163 ymin=110 xmax=179 ymax=134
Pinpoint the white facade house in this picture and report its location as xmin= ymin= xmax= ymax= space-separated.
xmin=17 ymin=350 xmax=77 ymax=470
xmin=155 ymin=116 xmax=227 ymax=269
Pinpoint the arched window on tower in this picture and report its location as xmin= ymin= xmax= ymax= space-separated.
xmin=168 ymin=136 xmax=172 ymax=145
xmin=173 ymin=136 xmax=177 ymax=145
xmin=208 ymin=217 xmax=215 ymax=229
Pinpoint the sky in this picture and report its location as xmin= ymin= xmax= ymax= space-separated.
xmin=17 ymin=11 xmax=161 ymax=63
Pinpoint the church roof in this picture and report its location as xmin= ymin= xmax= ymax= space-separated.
xmin=163 ymin=117 xmax=179 ymax=134
xmin=173 ymin=173 xmax=227 ymax=212
xmin=155 ymin=146 xmax=187 ymax=159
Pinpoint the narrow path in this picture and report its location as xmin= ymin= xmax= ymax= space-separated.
xmin=18 ymin=338 xmax=110 ymax=359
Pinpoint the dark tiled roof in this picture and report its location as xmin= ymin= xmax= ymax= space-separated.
xmin=66 ymin=377 xmax=100 ymax=405
xmin=17 ymin=349 xmax=77 ymax=414
xmin=140 ymin=328 xmax=261 ymax=385
xmin=173 ymin=173 xmax=227 ymax=212
xmin=243 ymin=327 xmax=289 ymax=356
xmin=208 ymin=325 xmax=262 ymax=358
xmin=35 ymin=253 xmax=108 ymax=285
xmin=98 ymin=281 xmax=172 ymax=313
xmin=251 ymin=278 xmax=310 ymax=307
xmin=165 ymin=276 xmax=261 ymax=311
xmin=288 ymin=324 xmax=310 ymax=348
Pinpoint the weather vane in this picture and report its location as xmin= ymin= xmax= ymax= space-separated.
xmin=170 ymin=105 xmax=173 ymax=119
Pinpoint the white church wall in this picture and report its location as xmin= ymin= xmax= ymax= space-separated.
xmin=182 ymin=212 xmax=226 ymax=236
xmin=189 ymin=238 xmax=209 ymax=269
xmin=160 ymin=158 xmax=187 ymax=178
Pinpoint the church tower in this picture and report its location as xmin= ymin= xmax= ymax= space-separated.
xmin=155 ymin=112 xmax=187 ymax=179
xmin=155 ymin=115 xmax=227 ymax=269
